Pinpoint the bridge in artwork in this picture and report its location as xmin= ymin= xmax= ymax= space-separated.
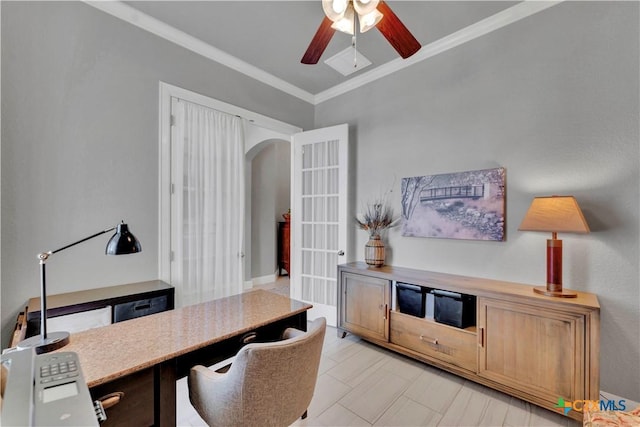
xmin=419 ymin=185 xmax=484 ymax=203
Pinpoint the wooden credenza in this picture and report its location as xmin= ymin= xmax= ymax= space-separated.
xmin=337 ymin=262 xmax=600 ymax=422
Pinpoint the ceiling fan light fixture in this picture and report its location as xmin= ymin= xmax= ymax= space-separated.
xmin=331 ymin=4 xmax=355 ymax=35
xmin=304 ymin=0 xmax=421 ymax=64
xmin=359 ymin=9 xmax=383 ymax=33
xmin=353 ymin=0 xmax=379 ymax=16
xmin=322 ymin=0 xmax=347 ymax=22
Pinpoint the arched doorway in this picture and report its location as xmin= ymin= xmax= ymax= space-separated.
xmin=245 ymin=136 xmax=291 ymax=288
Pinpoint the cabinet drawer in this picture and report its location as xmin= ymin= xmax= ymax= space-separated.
xmin=90 ymin=367 xmax=154 ymax=427
xmin=114 ymin=295 xmax=168 ymax=322
xmin=390 ymin=311 xmax=477 ymax=372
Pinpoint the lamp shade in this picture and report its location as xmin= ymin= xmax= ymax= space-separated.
xmin=322 ymin=0 xmax=348 ymax=22
xmin=359 ymin=9 xmax=383 ymax=33
xmin=518 ymin=196 xmax=589 ymax=234
xmin=353 ymin=0 xmax=380 ymax=15
xmin=106 ymin=222 xmax=142 ymax=255
xmin=331 ymin=3 xmax=356 ymax=34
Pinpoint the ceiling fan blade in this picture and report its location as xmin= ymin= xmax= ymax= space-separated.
xmin=375 ymin=1 xmax=421 ymax=59
xmin=301 ymin=17 xmax=336 ymax=64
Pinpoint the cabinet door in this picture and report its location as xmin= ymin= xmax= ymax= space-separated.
xmin=338 ymin=272 xmax=390 ymax=342
xmin=478 ymin=297 xmax=585 ymax=404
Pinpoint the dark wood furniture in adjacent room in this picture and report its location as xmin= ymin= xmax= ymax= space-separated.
xmin=277 ymin=219 xmax=290 ymax=276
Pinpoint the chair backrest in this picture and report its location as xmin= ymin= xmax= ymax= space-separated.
xmin=189 ymin=317 xmax=326 ymax=427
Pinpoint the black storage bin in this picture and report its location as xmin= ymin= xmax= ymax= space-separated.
xmin=433 ymin=290 xmax=476 ymax=329
xmin=114 ymin=295 xmax=168 ymax=322
xmin=396 ymin=283 xmax=429 ymax=318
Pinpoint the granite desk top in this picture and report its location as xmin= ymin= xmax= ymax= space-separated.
xmin=56 ymin=290 xmax=311 ymax=387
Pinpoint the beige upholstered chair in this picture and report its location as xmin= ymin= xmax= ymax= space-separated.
xmin=188 ymin=317 xmax=326 ymax=427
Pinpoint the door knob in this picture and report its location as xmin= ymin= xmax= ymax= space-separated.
xmin=338 ymin=250 xmax=345 ymax=256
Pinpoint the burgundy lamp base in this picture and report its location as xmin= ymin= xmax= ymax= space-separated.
xmin=534 ymin=237 xmax=578 ymax=298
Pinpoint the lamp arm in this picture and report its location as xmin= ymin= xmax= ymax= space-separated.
xmin=36 ymin=226 xmax=116 ymax=340
xmin=39 ymin=226 xmax=117 ymax=261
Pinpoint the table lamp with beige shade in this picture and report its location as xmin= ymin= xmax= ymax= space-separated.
xmin=519 ymin=196 xmax=590 ymax=298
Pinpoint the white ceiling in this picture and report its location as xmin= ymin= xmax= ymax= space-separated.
xmin=94 ymin=1 xmax=556 ymax=104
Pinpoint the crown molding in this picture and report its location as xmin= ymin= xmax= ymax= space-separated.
xmin=84 ymin=1 xmax=563 ymax=106
xmin=83 ymin=1 xmax=316 ymax=104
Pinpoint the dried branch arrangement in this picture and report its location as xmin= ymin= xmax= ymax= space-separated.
xmin=356 ymin=198 xmax=399 ymax=238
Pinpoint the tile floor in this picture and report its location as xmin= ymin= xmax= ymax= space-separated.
xmin=176 ymin=322 xmax=582 ymax=427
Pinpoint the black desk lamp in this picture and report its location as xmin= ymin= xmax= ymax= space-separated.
xmin=17 ymin=221 xmax=142 ymax=354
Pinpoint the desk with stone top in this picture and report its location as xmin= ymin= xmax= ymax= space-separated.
xmin=55 ymin=289 xmax=311 ymax=426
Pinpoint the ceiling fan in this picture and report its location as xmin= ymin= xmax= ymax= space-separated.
xmin=301 ymin=0 xmax=421 ymax=65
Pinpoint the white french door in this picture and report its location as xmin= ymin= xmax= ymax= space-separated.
xmin=291 ymin=124 xmax=349 ymax=326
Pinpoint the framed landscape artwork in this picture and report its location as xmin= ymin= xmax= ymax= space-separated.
xmin=401 ymin=167 xmax=506 ymax=241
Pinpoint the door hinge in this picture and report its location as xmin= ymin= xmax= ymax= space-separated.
xmin=170 ymin=251 xmax=175 ymax=262
xmin=170 ymin=114 xmax=176 ymax=126
xmin=170 ymin=183 xmax=175 ymax=194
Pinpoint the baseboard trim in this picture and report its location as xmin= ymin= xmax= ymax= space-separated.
xmin=252 ymin=274 xmax=276 ymax=287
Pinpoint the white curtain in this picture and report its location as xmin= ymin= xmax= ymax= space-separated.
xmin=173 ymin=99 xmax=245 ymax=306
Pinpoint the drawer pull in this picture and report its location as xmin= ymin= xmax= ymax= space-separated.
xmin=241 ymin=332 xmax=258 ymax=344
xmin=134 ymin=303 xmax=151 ymax=311
xmin=419 ymin=335 xmax=438 ymax=345
xmin=98 ymin=391 xmax=124 ymax=410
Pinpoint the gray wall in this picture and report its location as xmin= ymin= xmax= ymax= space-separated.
xmin=251 ymin=140 xmax=291 ymax=278
xmin=316 ymin=2 xmax=639 ymax=401
xmin=0 ymin=1 xmax=313 ymax=345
